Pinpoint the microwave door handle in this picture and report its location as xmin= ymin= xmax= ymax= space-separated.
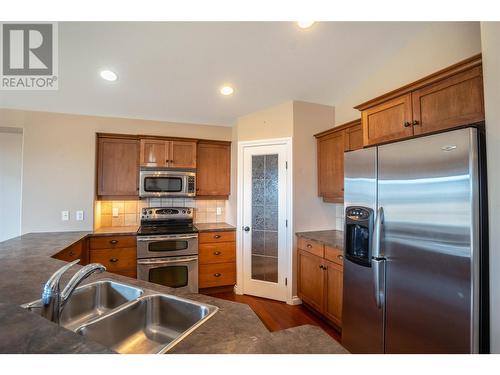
xmin=137 ymin=257 xmax=198 ymax=265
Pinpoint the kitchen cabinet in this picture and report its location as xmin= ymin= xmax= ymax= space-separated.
xmin=198 ymin=230 xmax=236 ymax=289
xmin=89 ymin=235 xmax=137 ymax=278
xmin=314 ymin=119 xmax=362 ymax=203
xmin=139 ymin=139 xmax=197 ymax=169
xmin=52 ymin=239 xmax=87 ymax=265
xmin=96 ymin=135 xmax=139 ymax=199
xmin=196 ymin=140 xmax=231 ymax=199
xmin=356 ymin=54 xmax=484 ymax=146
xmin=297 ymin=236 xmax=344 ymax=328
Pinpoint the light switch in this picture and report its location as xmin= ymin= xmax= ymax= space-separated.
xmin=61 ymin=210 xmax=69 ymax=221
xmin=76 ymin=210 xmax=84 ymax=221
xmin=112 ymin=207 xmax=119 ymax=217
xmin=216 ymin=207 xmax=222 ymax=216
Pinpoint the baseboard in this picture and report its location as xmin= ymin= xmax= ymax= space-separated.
xmin=233 ymin=284 xmax=243 ymax=295
xmin=287 ymin=295 xmax=302 ymax=305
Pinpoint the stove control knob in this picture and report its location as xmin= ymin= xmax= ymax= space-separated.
xmin=182 ymin=210 xmax=186 ymax=214
xmin=187 ymin=210 xmax=191 ymax=214
xmin=148 ymin=210 xmax=152 ymax=214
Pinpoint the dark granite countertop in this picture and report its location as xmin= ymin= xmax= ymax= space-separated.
xmin=92 ymin=226 xmax=139 ymax=235
xmin=194 ymin=222 xmax=236 ymax=232
xmin=0 ymin=231 xmax=347 ymax=354
xmin=295 ymin=230 xmax=344 ymax=249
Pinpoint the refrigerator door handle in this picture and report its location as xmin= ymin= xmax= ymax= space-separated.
xmin=372 ymin=258 xmax=386 ymax=308
xmin=372 ymin=206 xmax=384 ymax=258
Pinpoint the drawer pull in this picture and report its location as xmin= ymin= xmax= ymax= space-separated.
xmin=109 ymin=240 xmax=119 ymax=245
xmin=109 ymin=258 xmax=119 ymax=263
xmin=307 ymin=244 xmax=312 ymax=248
xmin=213 ymin=251 xmax=221 ymax=256
xmin=69 ymin=251 xmax=74 ymax=256
xmin=214 ymin=273 xmax=221 ymax=277
xmin=337 ymin=255 xmax=344 ymax=260
xmin=213 ymin=234 xmax=221 ymax=239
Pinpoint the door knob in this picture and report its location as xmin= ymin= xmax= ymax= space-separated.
xmin=243 ymin=226 xmax=250 ymax=232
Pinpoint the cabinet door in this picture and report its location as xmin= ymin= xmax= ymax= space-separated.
xmin=412 ymin=66 xmax=485 ymax=136
xmin=317 ymin=130 xmax=345 ymax=203
xmin=140 ymin=139 xmax=168 ymax=167
xmin=362 ymin=94 xmax=413 ymax=146
xmin=196 ymin=142 xmax=231 ymax=197
xmin=97 ymin=137 xmax=138 ymax=197
xmin=170 ymin=141 xmax=197 ymax=169
xmin=345 ymin=124 xmax=363 ymax=151
xmin=297 ymin=250 xmax=324 ymax=312
xmin=323 ymin=259 xmax=343 ymax=327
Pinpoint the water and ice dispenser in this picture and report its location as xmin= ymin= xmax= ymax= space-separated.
xmin=345 ymin=207 xmax=374 ymax=267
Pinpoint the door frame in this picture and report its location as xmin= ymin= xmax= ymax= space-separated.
xmin=235 ymin=137 xmax=294 ymax=304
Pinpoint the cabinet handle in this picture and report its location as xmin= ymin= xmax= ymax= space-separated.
xmin=337 ymin=255 xmax=344 ymax=260
xmin=69 ymin=251 xmax=74 ymax=256
xmin=412 ymin=120 xmax=419 ymax=126
xmin=214 ymin=273 xmax=221 ymax=277
xmin=307 ymin=244 xmax=313 ymax=248
xmin=213 ymin=251 xmax=221 ymax=256
xmin=214 ymin=234 xmax=221 ymax=239
xmin=109 ymin=240 xmax=118 ymax=245
xmin=109 ymin=258 xmax=119 ymax=263
xmin=403 ymin=121 xmax=412 ymax=127
xmin=319 ymin=265 xmax=323 ymax=269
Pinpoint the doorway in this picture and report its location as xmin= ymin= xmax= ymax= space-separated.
xmin=237 ymin=138 xmax=292 ymax=302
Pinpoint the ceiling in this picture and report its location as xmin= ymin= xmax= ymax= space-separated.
xmin=0 ymin=22 xmax=458 ymax=126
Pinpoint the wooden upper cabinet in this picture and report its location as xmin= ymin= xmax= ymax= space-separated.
xmin=412 ymin=66 xmax=484 ymax=136
xmin=356 ymin=54 xmax=485 ymax=146
xmin=317 ymin=130 xmax=345 ymax=203
xmin=170 ymin=140 xmax=197 ymax=169
xmin=362 ymin=94 xmax=413 ymax=146
xmin=345 ymin=123 xmax=363 ymax=151
xmin=140 ymin=139 xmax=168 ymax=167
xmin=97 ymin=136 xmax=139 ymax=198
xmin=297 ymin=250 xmax=324 ymax=312
xmin=196 ymin=141 xmax=231 ymax=198
xmin=139 ymin=139 xmax=197 ymax=169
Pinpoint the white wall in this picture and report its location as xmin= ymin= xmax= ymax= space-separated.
xmin=0 ymin=109 xmax=232 ymax=234
xmin=480 ymin=21 xmax=500 ymax=354
xmin=0 ymin=128 xmax=23 ymax=242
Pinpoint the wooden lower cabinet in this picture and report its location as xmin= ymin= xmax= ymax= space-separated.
xmin=297 ymin=249 xmax=324 ymax=312
xmin=52 ymin=239 xmax=87 ymax=265
xmin=297 ymin=242 xmax=344 ymax=328
xmin=198 ymin=230 xmax=236 ymax=289
xmin=89 ymin=235 xmax=137 ymax=278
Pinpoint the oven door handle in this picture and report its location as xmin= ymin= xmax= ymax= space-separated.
xmin=137 ymin=235 xmax=198 ymax=242
xmin=137 ymin=257 xmax=198 ymax=265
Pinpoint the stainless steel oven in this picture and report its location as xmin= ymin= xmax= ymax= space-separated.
xmin=137 ymin=255 xmax=198 ymax=293
xmin=139 ymin=169 xmax=196 ymax=198
xmin=137 ymin=232 xmax=199 ymax=293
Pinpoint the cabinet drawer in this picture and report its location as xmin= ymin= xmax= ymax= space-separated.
xmin=199 ymin=242 xmax=236 ymax=264
xmin=324 ymin=245 xmax=344 ymax=266
xmin=297 ymin=237 xmax=324 ymax=258
xmin=53 ymin=241 xmax=84 ymax=264
xmin=199 ymin=231 xmax=235 ymax=244
xmin=89 ymin=247 xmax=137 ymax=278
xmin=199 ymin=262 xmax=236 ymax=288
xmin=89 ymin=235 xmax=136 ymax=249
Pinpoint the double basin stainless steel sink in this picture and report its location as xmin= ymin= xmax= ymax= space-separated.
xmin=22 ymin=279 xmax=218 ymax=354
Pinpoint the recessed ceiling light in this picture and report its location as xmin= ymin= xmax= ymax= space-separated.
xmin=220 ymin=85 xmax=234 ymax=96
xmin=297 ymin=21 xmax=315 ymax=29
xmin=100 ymin=70 xmax=118 ymax=82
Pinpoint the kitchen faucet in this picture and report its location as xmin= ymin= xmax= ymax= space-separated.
xmin=40 ymin=259 xmax=106 ymax=324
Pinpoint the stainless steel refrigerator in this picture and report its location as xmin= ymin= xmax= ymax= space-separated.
xmin=342 ymin=127 xmax=489 ymax=354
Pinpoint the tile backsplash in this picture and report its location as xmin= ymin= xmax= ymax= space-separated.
xmin=94 ymin=198 xmax=228 ymax=229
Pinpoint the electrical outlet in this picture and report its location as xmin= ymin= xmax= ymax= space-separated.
xmin=61 ymin=210 xmax=69 ymax=221
xmin=216 ymin=207 xmax=222 ymax=216
xmin=112 ymin=207 xmax=119 ymax=217
xmin=76 ymin=210 xmax=84 ymax=221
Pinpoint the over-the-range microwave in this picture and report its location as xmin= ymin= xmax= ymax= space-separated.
xmin=139 ymin=169 xmax=196 ymax=198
